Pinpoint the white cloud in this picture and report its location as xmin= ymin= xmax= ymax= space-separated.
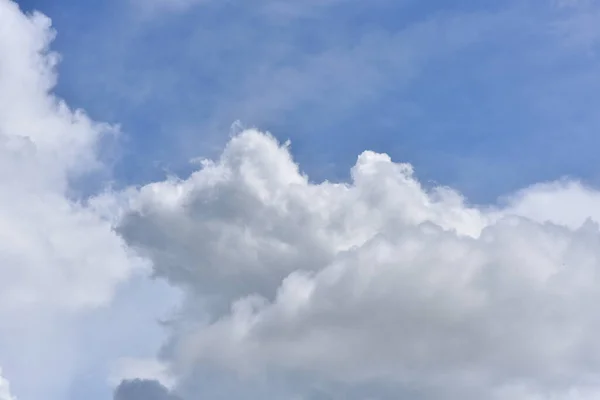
xmin=119 ymin=130 xmax=600 ymax=399
xmin=0 ymin=1 xmax=146 ymax=398
xmin=119 ymin=131 xmax=489 ymax=302
xmin=0 ymin=370 xmax=15 ymax=400
xmin=502 ymin=180 xmax=600 ymax=229
xmin=0 ymin=0 xmax=142 ymax=315
xmin=5 ymin=0 xmax=600 ymax=398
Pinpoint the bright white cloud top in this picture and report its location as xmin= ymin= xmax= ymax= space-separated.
xmin=4 ymin=0 xmax=600 ymax=399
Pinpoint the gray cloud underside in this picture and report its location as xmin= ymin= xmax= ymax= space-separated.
xmin=114 ymin=379 xmax=182 ymax=400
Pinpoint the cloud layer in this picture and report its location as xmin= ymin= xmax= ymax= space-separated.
xmin=119 ymin=130 xmax=600 ymax=399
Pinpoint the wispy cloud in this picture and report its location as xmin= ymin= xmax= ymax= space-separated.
xmin=79 ymin=0 xmax=600 ymax=200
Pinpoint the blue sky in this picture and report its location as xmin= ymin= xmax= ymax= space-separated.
xmin=17 ymin=0 xmax=600 ymax=202
xmin=6 ymin=1 xmax=600 ymax=400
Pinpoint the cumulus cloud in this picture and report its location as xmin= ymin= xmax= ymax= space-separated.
xmin=6 ymin=0 xmax=600 ymax=398
xmin=113 ymin=379 xmax=181 ymax=400
xmin=118 ymin=130 xmax=600 ymax=399
xmin=0 ymin=0 xmax=144 ymax=398
xmin=0 ymin=0 xmax=142 ymax=315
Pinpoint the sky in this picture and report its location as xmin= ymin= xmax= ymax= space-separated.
xmin=4 ymin=0 xmax=600 ymax=399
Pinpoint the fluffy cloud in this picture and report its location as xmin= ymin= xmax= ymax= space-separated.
xmin=0 ymin=0 xmax=145 ymax=398
xmin=119 ymin=131 xmax=488 ymax=302
xmin=113 ymin=379 xmax=181 ymax=400
xmin=119 ymin=130 xmax=600 ymax=399
xmin=0 ymin=0 xmax=142 ymax=315
xmin=6 ymin=0 xmax=600 ymax=398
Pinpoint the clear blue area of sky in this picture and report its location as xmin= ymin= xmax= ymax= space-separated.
xmin=17 ymin=0 xmax=600 ymax=204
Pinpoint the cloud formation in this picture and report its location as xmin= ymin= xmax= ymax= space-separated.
xmin=113 ymin=379 xmax=181 ymax=400
xmin=0 ymin=0 xmax=142 ymax=315
xmin=0 ymin=1 xmax=145 ymax=398
xmin=6 ymin=0 xmax=600 ymax=398
xmin=119 ymin=130 xmax=600 ymax=399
